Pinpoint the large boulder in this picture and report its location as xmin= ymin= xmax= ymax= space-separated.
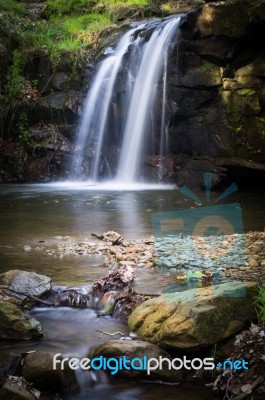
xmin=0 ymin=353 xmax=22 ymax=386
xmin=22 ymin=351 xmax=78 ymax=393
xmin=128 ymin=281 xmax=257 ymax=350
xmin=92 ymin=340 xmax=181 ymax=382
xmin=0 ymin=300 xmax=43 ymax=340
xmin=0 ymin=270 xmax=51 ymax=301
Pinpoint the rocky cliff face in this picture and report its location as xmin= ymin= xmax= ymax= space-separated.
xmin=160 ymin=0 xmax=265 ymax=188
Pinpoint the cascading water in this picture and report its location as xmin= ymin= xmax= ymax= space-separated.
xmin=71 ymin=28 xmax=139 ymax=180
xmin=159 ymin=54 xmax=168 ymax=180
xmin=71 ymin=16 xmax=182 ymax=183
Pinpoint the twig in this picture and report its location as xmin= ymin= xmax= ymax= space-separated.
xmin=232 ymin=376 xmax=265 ymax=400
xmin=0 ymin=285 xmax=53 ymax=306
xmin=96 ymin=329 xmax=125 ymax=339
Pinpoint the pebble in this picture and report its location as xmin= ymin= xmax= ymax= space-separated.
xmin=23 ymin=231 xmax=264 ymax=284
xmin=23 ymin=245 xmax=32 ymax=252
xmin=248 ymin=258 xmax=259 ymax=268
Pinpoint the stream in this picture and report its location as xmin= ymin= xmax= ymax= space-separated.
xmin=0 ymin=183 xmax=264 ymax=399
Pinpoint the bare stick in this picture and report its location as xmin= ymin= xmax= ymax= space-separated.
xmin=96 ymin=329 xmax=125 ymax=338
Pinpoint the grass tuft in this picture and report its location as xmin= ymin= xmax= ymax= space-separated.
xmin=254 ymin=285 xmax=265 ymax=324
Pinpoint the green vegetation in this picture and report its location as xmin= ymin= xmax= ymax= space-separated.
xmin=4 ymin=50 xmax=23 ymax=103
xmin=45 ymin=0 xmax=97 ymax=15
xmin=22 ymin=13 xmax=112 ymax=64
xmin=0 ymin=0 xmax=165 ymax=67
xmin=0 ymin=0 xmax=25 ymax=15
xmin=0 ymin=1 xmax=193 ymax=68
xmin=96 ymin=0 xmax=150 ymax=10
xmin=0 ymin=0 xmax=199 ymax=143
xmin=254 ymin=285 xmax=265 ymax=324
xmin=16 ymin=112 xmax=30 ymax=144
xmin=1 ymin=1 xmax=115 ymax=68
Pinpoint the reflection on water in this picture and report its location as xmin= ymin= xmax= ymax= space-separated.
xmin=0 ymin=184 xmax=264 ymax=400
xmin=0 ymin=183 xmax=264 ymax=245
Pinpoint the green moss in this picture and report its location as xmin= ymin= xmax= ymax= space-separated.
xmin=257 ymin=117 xmax=265 ymax=123
xmin=201 ymin=60 xmax=215 ymax=73
xmin=237 ymin=88 xmax=256 ymax=96
xmin=201 ymin=60 xmax=220 ymax=80
xmin=225 ymin=89 xmax=261 ymax=114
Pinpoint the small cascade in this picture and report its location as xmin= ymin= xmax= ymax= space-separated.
xmin=71 ymin=16 xmax=182 ymax=183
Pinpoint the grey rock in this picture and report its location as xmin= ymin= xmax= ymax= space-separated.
xmin=0 ymin=269 xmax=51 ymax=300
xmin=52 ymin=72 xmax=70 ymax=91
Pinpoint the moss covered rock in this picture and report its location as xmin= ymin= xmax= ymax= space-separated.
xmin=0 ymin=300 xmax=43 ymax=340
xmin=128 ymin=281 xmax=257 ymax=350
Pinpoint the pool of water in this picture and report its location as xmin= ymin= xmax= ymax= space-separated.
xmin=0 ymin=182 xmax=264 ymax=399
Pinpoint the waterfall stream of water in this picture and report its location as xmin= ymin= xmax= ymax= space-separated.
xmin=71 ymin=16 xmax=182 ymax=183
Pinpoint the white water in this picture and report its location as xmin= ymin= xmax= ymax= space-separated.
xmin=159 ymin=54 xmax=168 ymax=180
xmin=71 ymin=28 xmax=140 ymax=180
xmin=71 ymin=16 xmax=181 ymax=183
xmin=117 ymin=17 xmax=181 ymax=182
xmin=38 ymin=181 xmax=175 ymax=191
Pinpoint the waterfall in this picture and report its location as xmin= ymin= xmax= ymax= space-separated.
xmin=71 ymin=16 xmax=181 ymax=183
xmin=159 ymin=54 xmax=168 ymax=180
xmin=71 ymin=28 xmax=140 ymax=180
